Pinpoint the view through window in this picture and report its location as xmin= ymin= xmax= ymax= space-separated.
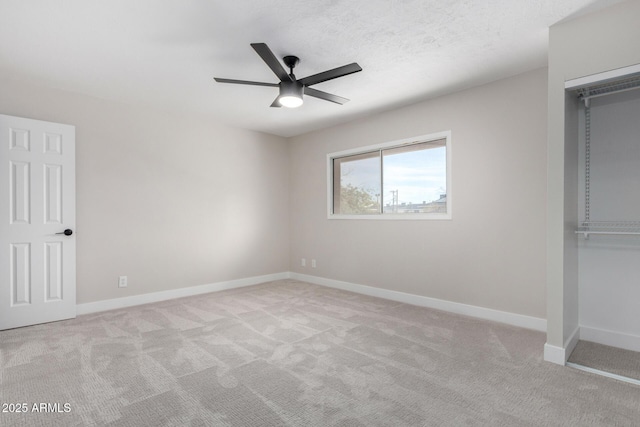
xmin=330 ymin=134 xmax=450 ymax=217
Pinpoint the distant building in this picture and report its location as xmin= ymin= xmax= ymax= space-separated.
xmin=383 ymin=194 xmax=447 ymax=214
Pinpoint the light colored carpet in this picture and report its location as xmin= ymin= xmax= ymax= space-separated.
xmin=1 ymin=279 xmax=639 ymax=426
xmin=568 ymin=340 xmax=640 ymax=381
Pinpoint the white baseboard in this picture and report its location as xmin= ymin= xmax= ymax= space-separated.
xmin=290 ymin=272 xmax=546 ymax=332
xmin=580 ymin=325 xmax=640 ymax=352
xmin=78 ymin=271 xmax=548 ymax=339
xmin=543 ymin=326 xmax=580 ymax=365
xmin=544 ymin=343 xmax=567 ymax=365
xmin=77 ymin=272 xmax=290 ymax=315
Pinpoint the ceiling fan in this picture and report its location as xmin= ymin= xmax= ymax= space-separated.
xmin=214 ymin=43 xmax=362 ymax=108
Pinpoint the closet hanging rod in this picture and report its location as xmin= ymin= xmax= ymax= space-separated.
xmin=575 ymin=230 xmax=640 ymax=238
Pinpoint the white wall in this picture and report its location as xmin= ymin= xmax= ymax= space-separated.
xmin=547 ymin=0 xmax=640 ymax=354
xmin=578 ymin=89 xmax=640 ymax=350
xmin=289 ymin=68 xmax=548 ymax=319
xmin=0 ymin=77 xmax=290 ymax=304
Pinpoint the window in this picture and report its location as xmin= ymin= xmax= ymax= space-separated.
xmin=327 ymin=131 xmax=451 ymax=219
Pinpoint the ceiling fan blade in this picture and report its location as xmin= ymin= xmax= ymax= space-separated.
xmin=250 ymin=43 xmax=292 ymax=82
xmin=299 ymin=63 xmax=362 ymax=87
xmin=214 ymin=78 xmax=278 ymax=87
xmin=304 ymin=87 xmax=349 ymax=104
xmin=270 ymin=96 xmax=281 ymax=108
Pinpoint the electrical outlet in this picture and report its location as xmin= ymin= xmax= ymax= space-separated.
xmin=311 ymin=259 xmax=317 ymax=268
xmin=118 ymin=276 xmax=128 ymax=288
xmin=301 ymin=258 xmax=306 ymax=267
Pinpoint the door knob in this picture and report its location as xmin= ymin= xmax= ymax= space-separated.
xmin=56 ymin=229 xmax=73 ymax=236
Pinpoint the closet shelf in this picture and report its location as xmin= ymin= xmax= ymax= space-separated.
xmin=576 ymin=221 xmax=640 ymax=238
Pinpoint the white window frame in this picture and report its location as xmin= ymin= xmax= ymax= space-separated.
xmin=327 ymin=130 xmax=452 ymax=220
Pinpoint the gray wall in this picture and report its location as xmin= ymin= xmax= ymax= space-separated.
xmin=547 ymin=0 xmax=640 ymax=350
xmin=289 ymin=68 xmax=548 ymax=319
xmin=0 ymin=77 xmax=290 ymax=304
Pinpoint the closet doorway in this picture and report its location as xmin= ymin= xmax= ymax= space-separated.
xmin=566 ymin=70 xmax=640 ymax=384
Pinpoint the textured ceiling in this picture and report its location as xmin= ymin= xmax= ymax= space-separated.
xmin=0 ymin=0 xmax=625 ymax=137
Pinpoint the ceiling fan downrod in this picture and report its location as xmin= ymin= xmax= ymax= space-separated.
xmin=283 ymin=55 xmax=299 ymax=79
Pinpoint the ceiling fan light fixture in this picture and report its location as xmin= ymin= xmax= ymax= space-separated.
xmin=279 ymin=80 xmax=304 ymax=108
xmin=279 ymin=95 xmax=303 ymax=108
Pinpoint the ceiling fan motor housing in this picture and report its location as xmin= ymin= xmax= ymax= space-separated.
xmin=279 ymin=80 xmax=304 ymax=107
xmin=280 ymin=80 xmax=303 ymax=97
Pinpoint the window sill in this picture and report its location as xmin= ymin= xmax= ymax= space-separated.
xmin=327 ymin=213 xmax=452 ymax=220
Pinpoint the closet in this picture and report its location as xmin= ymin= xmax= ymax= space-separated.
xmin=568 ymin=73 xmax=640 ymax=379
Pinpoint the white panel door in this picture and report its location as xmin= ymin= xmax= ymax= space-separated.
xmin=0 ymin=114 xmax=76 ymax=330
